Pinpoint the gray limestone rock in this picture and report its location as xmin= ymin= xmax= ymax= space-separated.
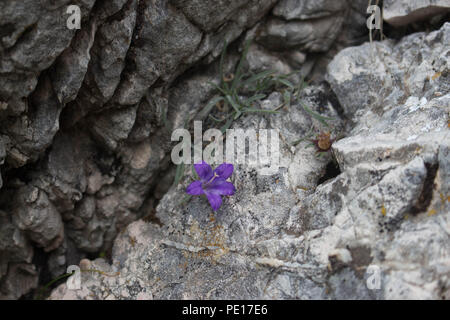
xmin=13 ymin=186 xmax=64 ymax=252
xmin=49 ymin=23 xmax=449 ymax=301
xmin=273 ymin=0 xmax=347 ymax=20
xmin=1 ymin=1 xmax=449 ymax=300
xmin=326 ymin=22 xmax=450 ymax=121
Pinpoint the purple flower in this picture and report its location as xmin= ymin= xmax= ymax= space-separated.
xmin=186 ymin=161 xmax=236 ymax=211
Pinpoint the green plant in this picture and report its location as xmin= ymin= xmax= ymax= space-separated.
xmin=202 ymin=39 xmax=294 ymax=133
xmin=173 ymin=39 xmax=335 ymax=186
xmin=203 ymin=39 xmax=335 ymax=133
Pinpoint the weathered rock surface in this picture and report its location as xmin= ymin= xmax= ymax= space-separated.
xmin=13 ymin=186 xmax=64 ymax=252
xmin=1 ymin=1 xmax=449 ymax=300
xmin=273 ymin=0 xmax=347 ymax=20
xmin=48 ymin=22 xmax=449 ymax=300
xmin=327 ymin=22 xmax=450 ymax=121
xmin=383 ymin=0 xmax=450 ymax=26
xmin=256 ymin=0 xmax=371 ymax=54
xmin=0 ymin=210 xmax=35 ymax=299
xmin=50 ymin=85 xmax=344 ymax=300
xmin=256 ymin=0 xmax=347 ymax=52
xmin=0 ymin=0 xmax=95 ymax=113
xmin=0 ymin=0 xmax=280 ymax=300
xmin=0 ymin=138 xmax=4 ymax=189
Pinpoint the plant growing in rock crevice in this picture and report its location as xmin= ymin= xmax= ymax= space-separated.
xmin=201 ymin=39 xmax=337 ymax=132
xmin=199 ymin=39 xmax=291 ymax=133
xmin=173 ymin=39 xmax=337 ymax=186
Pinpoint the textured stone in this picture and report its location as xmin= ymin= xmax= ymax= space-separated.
xmin=0 ymin=0 xmax=291 ymax=300
xmin=51 ymin=20 xmax=97 ymax=105
xmin=0 ymin=137 xmax=4 ymax=189
xmin=0 ymin=0 xmax=95 ymax=112
xmin=384 ymin=0 xmax=450 ymax=26
xmin=3 ymin=74 xmax=63 ymax=167
xmin=88 ymin=105 xmax=138 ymax=151
xmin=50 ymin=23 xmax=449 ymax=301
xmin=61 ymin=0 xmax=137 ymax=126
xmin=1 ymin=0 xmax=449 ymax=301
xmin=49 ymin=84 xmax=347 ymax=300
xmin=256 ymin=15 xmax=345 ymax=52
xmin=273 ymin=0 xmax=347 ymax=20
xmin=111 ymin=0 xmax=202 ymax=107
xmin=0 ymin=210 xmax=34 ymax=293
xmin=13 ymin=186 xmax=64 ymax=252
xmin=326 ymin=22 xmax=450 ymax=121
xmin=0 ymin=263 xmax=38 ymax=300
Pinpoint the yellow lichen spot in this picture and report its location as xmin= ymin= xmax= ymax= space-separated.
xmin=414 ymin=146 xmax=423 ymax=155
xmin=129 ymin=236 xmax=137 ymax=247
xmin=439 ymin=193 xmax=449 ymax=206
xmin=404 ymin=214 xmax=409 ymax=220
xmin=431 ymin=72 xmax=442 ymax=81
xmin=186 ymin=218 xmax=229 ymax=263
xmin=178 ymin=261 xmax=188 ymax=271
xmin=381 ymin=205 xmax=386 ymax=216
xmin=428 ymin=209 xmax=437 ymax=216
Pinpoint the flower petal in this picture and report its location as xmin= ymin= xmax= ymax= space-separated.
xmin=205 ymin=192 xmax=222 ymax=211
xmin=186 ymin=181 xmax=204 ymax=195
xmin=206 ymin=178 xmax=236 ymax=196
xmin=194 ymin=161 xmax=213 ymax=182
xmin=214 ymin=163 xmax=234 ymax=179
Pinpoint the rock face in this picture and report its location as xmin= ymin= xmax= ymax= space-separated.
xmin=49 ymin=23 xmax=449 ymax=300
xmin=256 ymin=0 xmax=351 ymax=52
xmin=327 ymin=22 xmax=450 ymax=122
xmin=383 ymin=0 xmax=450 ymax=26
xmin=0 ymin=0 xmax=279 ymax=299
xmin=1 ymin=1 xmax=449 ymax=300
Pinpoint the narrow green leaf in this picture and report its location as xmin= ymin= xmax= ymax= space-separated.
xmin=178 ymin=195 xmax=192 ymax=206
xmin=220 ymin=117 xmax=234 ymax=134
xmin=191 ymin=164 xmax=199 ymax=180
xmin=242 ymin=108 xmax=280 ymax=114
xmin=208 ymin=81 xmax=229 ymax=96
xmin=242 ymin=94 xmax=266 ymax=108
xmin=257 ymin=77 xmax=274 ymax=92
xmin=275 ymin=77 xmax=295 ymax=89
xmin=173 ymin=163 xmax=185 ymax=187
xmin=225 ymin=95 xmax=242 ymax=118
xmin=245 ymin=93 xmax=266 ymax=104
xmin=283 ymin=90 xmax=291 ymax=109
xmin=219 ymin=40 xmax=228 ymax=87
xmin=300 ymin=102 xmax=334 ymax=127
xmin=208 ymin=114 xmax=226 ymax=122
xmin=231 ymin=39 xmax=251 ymax=91
xmin=198 ymin=96 xmax=224 ymax=119
xmin=291 ymin=138 xmax=305 ymax=146
xmin=242 ymin=70 xmax=275 ymax=87
xmin=291 ymin=127 xmax=314 ymax=146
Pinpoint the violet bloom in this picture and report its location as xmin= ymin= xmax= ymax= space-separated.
xmin=186 ymin=161 xmax=236 ymax=211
